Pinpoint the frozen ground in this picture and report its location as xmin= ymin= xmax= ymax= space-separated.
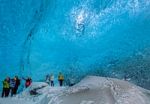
xmin=0 ymin=76 xmax=150 ymax=104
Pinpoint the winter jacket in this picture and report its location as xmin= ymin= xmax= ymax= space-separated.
xmin=15 ymin=79 xmax=20 ymax=88
xmin=50 ymin=75 xmax=54 ymax=81
xmin=25 ymin=79 xmax=32 ymax=87
xmin=3 ymin=80 xmax=9 ymax=88
xmin=58 ymin=74 xmax=64 ymax=80
xmin=10 ymin=79 xmax=16 ymax=88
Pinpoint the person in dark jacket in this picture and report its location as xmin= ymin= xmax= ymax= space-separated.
xmin=45 ymin=74 xmax=50 ymax=84
xmin=14 ymin=76 xmax=20 ymax=94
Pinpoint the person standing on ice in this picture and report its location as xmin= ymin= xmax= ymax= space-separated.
xmin=50 ymin=74 xmax=54 ymax=86
xmin=10 ymin=77 xmax=16 ymax=96
xmin=1 ymin=77 xmax=10 ymax=97
xmin=26 ymin=77 xmax=32 ymax=88
xmin=45 ymin=74 xmax=50 ymax=84
xmin=23 ymin=77 xmax=32 ymax=88
xmin=14 ymin=76 xmax=20 ymax=94
xmin=58 ymin=72 xmax=64 ymax=86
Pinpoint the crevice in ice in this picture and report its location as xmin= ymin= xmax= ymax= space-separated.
xmin=19 ymin=0 xmax=50 ymax=76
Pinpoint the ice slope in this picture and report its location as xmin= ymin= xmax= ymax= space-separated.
xmin=0 ymin=76 xmax=150 ymax=104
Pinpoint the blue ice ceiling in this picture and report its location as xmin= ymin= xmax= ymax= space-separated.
xmin=0 ymin=0 xmax=150 ymax=88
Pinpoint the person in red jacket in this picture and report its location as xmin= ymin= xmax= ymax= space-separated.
xmin=23 ymin=77 xmax=32 ymax=88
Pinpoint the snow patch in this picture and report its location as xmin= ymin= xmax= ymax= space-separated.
xmin=0 ymin=76 xmax=150 ymax=104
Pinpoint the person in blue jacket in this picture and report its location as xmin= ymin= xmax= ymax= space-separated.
xmin=10 ymin=78 xmax=16 ymax=96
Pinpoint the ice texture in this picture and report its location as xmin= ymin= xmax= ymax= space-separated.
xmin=0 ymin=0 xmax=150 ymax=89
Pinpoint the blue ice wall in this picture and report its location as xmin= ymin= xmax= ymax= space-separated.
xmin=0 ymin=0 xmax=150 ymax=88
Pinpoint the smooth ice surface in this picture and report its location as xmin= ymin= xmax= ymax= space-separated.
xmin=0 ymin=0 xmax=150 ymax=89
xmin=0 ymin=76 xmax=150 ymax=104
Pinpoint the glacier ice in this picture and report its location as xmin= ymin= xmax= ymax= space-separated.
xmin=0 ymin=76 xmax=150 ymax=104
xmin=0 ymin=0 xmax=150 ymax=90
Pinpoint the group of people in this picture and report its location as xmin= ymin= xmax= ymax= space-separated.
xmin=1 ymin=76 xmax=20 ymax=97
xmin=1 ymin=76 xmax=32 ymax=98
xmin=45 ymin=72 xmax=64 ymax=87
xmin=1 ymin=73 xmax=64 ymax=97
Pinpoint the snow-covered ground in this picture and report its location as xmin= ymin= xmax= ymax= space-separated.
xmin=0 ymin=76 xmax=150 ymax=104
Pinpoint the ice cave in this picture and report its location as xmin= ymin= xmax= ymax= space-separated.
xmin=0 ymin=0 xmax=150 ymax=104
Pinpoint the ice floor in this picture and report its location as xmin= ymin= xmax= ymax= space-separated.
xmin=0 ymin=76 xmax=150 ymax=104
